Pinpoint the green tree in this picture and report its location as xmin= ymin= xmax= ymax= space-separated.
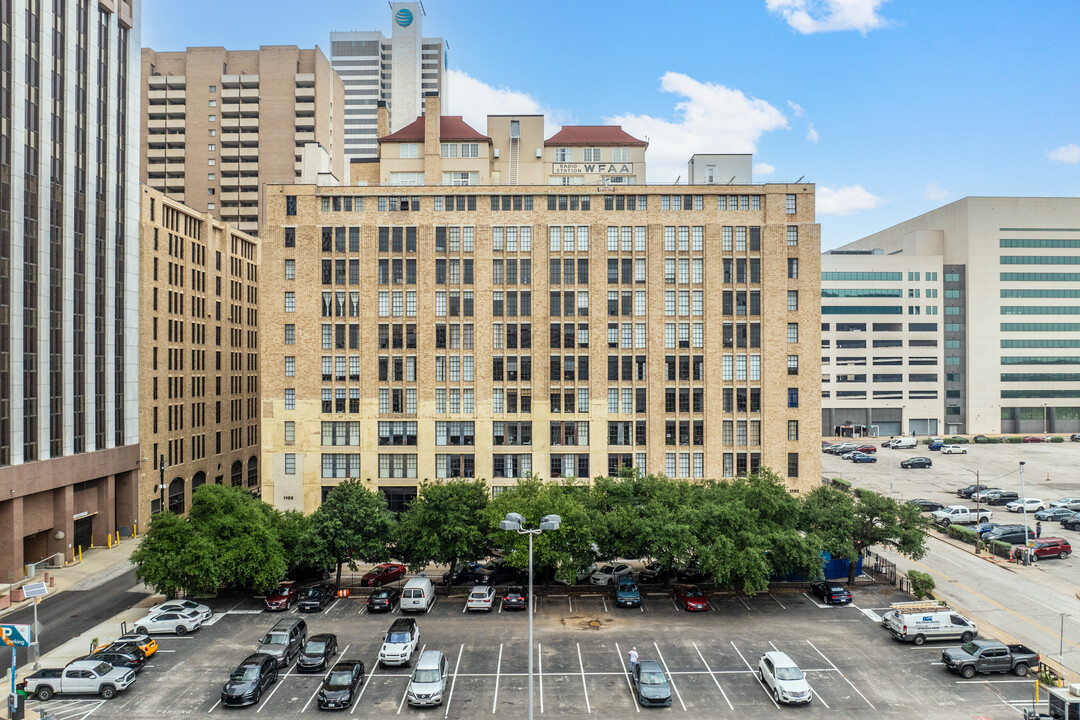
xmin=487 ymin=475 xmax=596 ymax=585
xmin=130 ymin=512 xmax=220 ymax=597
xmin=396 ymin=478 xmax=489 ymax=577
xmin=271 ymin=510 xmax=312 ymax=575
xmin=299 ymin=479 xmax=397 ymax=587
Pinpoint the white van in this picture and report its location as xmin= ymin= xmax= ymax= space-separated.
xmin=400 ymin=577 xmax=436 ymax=612
xmin=885 ymin=437 xmax=918 ymax=449
xmin=887 ymin=609 xmax=977 ymax=645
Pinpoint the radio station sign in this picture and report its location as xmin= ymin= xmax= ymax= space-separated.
xmin=551 ymin=162 xmax=634 ymax=175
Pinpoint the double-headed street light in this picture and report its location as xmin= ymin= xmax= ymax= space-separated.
xmin=499 ymin=512 xmax=561 ymax=720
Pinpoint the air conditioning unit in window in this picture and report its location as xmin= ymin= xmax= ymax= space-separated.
xmin=493 ymin=148 xmax=500 ymax=158
xmin=536 ymin=148 xmax=543 ymax=158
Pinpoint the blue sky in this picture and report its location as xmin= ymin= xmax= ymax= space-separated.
xmin=143 ymin=0 xmax=1080 ymax=249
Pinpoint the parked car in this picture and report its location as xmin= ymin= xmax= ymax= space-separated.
xmin=113 ymin=633 xmax=157 ymax=659
xmin=974 ymin=435 xmax=991 ymax=444
xmin=615 ymin=576 xmax=642 ymax=608
xmin=810 ymin=580 xmax=853 ymax=605
xmin=318 ymin=660 xmax=365 ymax=711
xmin=221 ymin=654 xmax=278 ymax=707
xmin=826 ymin=442 xmax=858 ymax=455
xmin=1063 ymin=515 xmax=1080 ymax=531
xmin=1006 ymin=498 xmax=1046 ymax=513
xmin=942 ymin=639 xmax=1039 ymax=678
xmin=406 ymin=650 xmax=449 ymax=707
xmin=850 ymin=452 xmax=877 ymax=463
xmin=1023 ymin=436 xmax=1046 ymax=443
xmin=149 ymin=599 xmax=212 ymax=623
xmin=984 ymin=527 xmax=1034 ymax=545
xmin=1035 ymin=507 xmax=1079 ymax=522
xmin=956 ymin=484 xmax=988 ymax=498
xmin=901 ymin=457 xmax=933 ymax=469
xmin=77 ymin=648 xmax=146 ymax=673
xmin=258 ymin=617 xmax=307 ymax=668
xmin=378 ymin=618 xmax=419 ymax=668
xmin=466 ymin=585 xmax=496 ymax=612
xmin=1017 ymin=538 xmax=1072 ymax=561
xmin=360 ymin=563 xmax=407 ymax=587
xmin=840 ymin=450 xmax=859 ymax=460
xmin=907 ymin=499 xmax=945 ymax=513
xmin=758 ymin=651 xmax=812 ymax=705
xmin=931 ymin=506 xmax=992 ymax=526
xmin=672 ymin=584 xmax=709 ymax=611
xmin=887 ymin=608 xmax=977 ymax=645
xmin=442 ymin=562 xmax=484 ymax=586
xmin=638 ymin=562 xmax=674 ymax=584
xmin=366 ymin=587 xmax=400 ymax=613
xmin=134 ymin=609 xmax=203 ymax=636
xmin=928 ymin=439 xmax=944 ymax=451
xmin=264 ymin=582 xmax=300 ymax=611
xmin=941 ymin=444 xmax=968 ymax=455
xmin=96 ymin=640 xmax=147 ymax=664
xmin=297 ymin=633 xmax=338 ymax=673
xmin=985 ymin=491 xmax=1020 ymax=506
xmin=970 ymin=488 xmax=1003 ymax=502
xmin=502 ymin=586 xmax=528 ymax=611
xmin=855 ymin=444 xmax=876 ymax=453
xmin=974 ymin=522 xmax=1019 ymax=538
xmin=590 ymin=563 xmax=634 ymax=585
xmin=476 ymin=559 xmax=521 ymax=586
xmin=631 ymin=660 xmax=673 ymax=707
xmin=1052 ymin=498 xmax=1080 ymax=511
xmin=821 ymin=441 xmax=834 ymax=451
xmin=298 ymin=584 xmax=336 ymax=612
xmin=677 ymin=559 xmax=707 ymax=583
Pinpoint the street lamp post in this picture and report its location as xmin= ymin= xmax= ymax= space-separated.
xmin=499 ymin=512 xmax=561 ymax=720
xmin=1020 ymin=461 xmax=1030 ymax=549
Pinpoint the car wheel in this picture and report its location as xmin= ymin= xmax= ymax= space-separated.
xmin=963 ymin=450 xmax=967 ymax=454
xmin=757 ymin=669 xmax=763 ymax=682
xmin=1061 ymin=551 xmax=1070 ymax=559
xmin=1014 ymin=663 xmax=1029 ymax=677
xmin=941 ymin=519 xmax=951 ymax=527
xmin=375 ymin=580 xmax=383 ymax=588
xmin=254 ymin=687 xmax=262 ymax=704
xmin=1031 ymin=555 xmax=1038 ymax=563
xmin=99 ymin=685 xmax=117 ymax=700
xmin=913 ymin=634 xmax=926 ymax=646
xmin=135 ymin=626 xmax=148 ymax=635
xmin=961 ymin=665 xmax=976 ymax=679
xmin=175 ymin=625 xmax=187 ymax=636
xmin=773 ymin=687 xmax=782 ymax=704
xmin=961 ymin=632 xmax=974 ymax=643
xmin=36 ymin=686 xmax=54 ymax=701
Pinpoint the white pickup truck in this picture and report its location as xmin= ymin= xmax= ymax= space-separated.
xmin=21 ymin=660 xmax=136 ymax=700
xmin=931 ymin=505 xmax=992 ymax=526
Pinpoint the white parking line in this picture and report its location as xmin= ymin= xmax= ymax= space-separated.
xmin=569 ymin=596 xmax=574 ymax=613
xmin=770 ymin=641 xmax=828 ymax=709
xmin=730 ymin=641 xmax=780 ymax=711
xmin=577 ymin=642 xmax=592 ymax=714
xmin=614 ymin=642 xmax=641 ymax=713
xmin=397 ymin=644 xmax=426 ymax=714
xmin=956 ymin=679 xmax=1036 ymax=684
xmin=207 ymin=699 xmax=221 ymax=714
xmin=602 ymin=595 xmax=608 ymax=613
xmin=256 ymin=668 xmax=289 ymax=713
xmin=802 ymin=592 xmax=830 ymax=609
xmin=301 ymin=644 xmax=349 ymax=713
xmin=491 ymin=643 xmax=504 ymax=713
xmin=651 ymin=642 xmax=686 ymax=712
xmin=692 ymin=641 xmax=733 ymax=711
xmin=442 ymin=643 xmax=464 ymax=719
xmin=538 ymin=642 xmax=544 ymax=714
xmin=769 ymin=593 xmax=787 ymax=610
xmin=736 ymin=596 xmax=754 ymax=612
xmin=357 ymin=604 xmax=366 ymax=615
xmin=807 ymin=639 xmax=876 ymax=709
xmin=351 ymin=664 xmax=381 ymax=714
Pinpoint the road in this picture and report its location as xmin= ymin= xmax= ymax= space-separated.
xmin=4 ymin=567 xmax=149 ymax=665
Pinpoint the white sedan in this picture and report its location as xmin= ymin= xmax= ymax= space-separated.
xmin=758 ymin=651 xmax=812 ymax=705
xmin=1006 ymin=498 xmax=1046 ymax=513
xmin=134 ymin=609 xmax=203 ymax=636
xmin=1051 ymin=497 xmax=1080 ymax=511
xmin=465 ymin=585 xmax=495 ymax=612
xmin=149 ymin=599 xmax=212 ymax=622
xmin=590 ymin=563 xmax=634 ymax=585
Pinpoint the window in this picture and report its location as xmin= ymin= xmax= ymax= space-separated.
xmin=285 ymin=356 xmax=296 ymax=376
xmin=787 ymin=290 xmax=798 ymax=311
xmin=285 ymin=389 xmax=296 ymax=410
xmin=787 ymin=258 xmax=799 ymax=279
xmin=787 ymin=226 xmax=798 ymax=246
xmin=284 ymin=454 xmax=295 ymax=474
xmin=787 ymin=355 xmax=798 ymax=375
xmin=400 ymin=143 xmax=419 ymax=158
xmin=787 ymin=452 xmax=799 ymax=477
xmin=208 ymin=114 xmax=216 ymax=122
xmin=787 ymin=388 xmax=799 ymax=408
xmin=554 ymin=148 xmax=572 ymax=162
xmin=284 ymin=259 xmax=296 ymax=280
xmin=785 ymin=194 xmax=796 ymax=214
xmin=208 ymin=143 xmax=216 ymax=151
xmin=787 ymin=323 xmax=799 ymax=343
xmin=787 ymin=420 xmax=798 ymax=441
xmin=583 ymin=148 xmax=601 ymax=162
xmin=611 ymin=147 xmax=630 ymax=162
xmin=285 ymin=292 xmax=296 ymax=312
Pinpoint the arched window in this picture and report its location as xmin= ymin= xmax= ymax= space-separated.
xmin=168 ymin=477 xmax=186 ymax=514
xmin=231 ymin=460 xmax=243 ymax=487
xmin=247 ymin=456 xmax=259 ymax=487
xmin=192 ymin=471 xmax=207 ymax=492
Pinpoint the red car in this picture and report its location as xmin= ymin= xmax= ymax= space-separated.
xmin=856 ymin=445 xmax=876 ymax=453
xmin=264 ymin=582 xmax=299 ymax=611
xmin=1016 ymin=537 xmax=1072 ymax=561
xmin=1022 ymin=436 xmax=1046 ymax=443
xmin=360 ymin=563 xmax=407 ymax=587
xmin=672 ymin=584 xmax=709 ymax=611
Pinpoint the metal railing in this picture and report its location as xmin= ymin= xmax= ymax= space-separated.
xmin=860 ymin=548 xmax=913 ymax=595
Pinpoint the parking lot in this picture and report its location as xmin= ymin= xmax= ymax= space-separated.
xmin=27 ymin=582 xmax=1049 ymax=719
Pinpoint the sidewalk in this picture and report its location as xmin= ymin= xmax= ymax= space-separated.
xmin=0 ymin=536 xmax=142 ymax=621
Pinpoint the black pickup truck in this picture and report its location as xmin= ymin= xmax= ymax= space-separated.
xmin=942 ymin=639 xmax=1040 ymax=678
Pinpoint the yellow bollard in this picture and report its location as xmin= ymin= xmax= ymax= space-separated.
xmin=134 ymin=522 xmax=137 ymax=538
xmin=115 ymin=531 xmax=119 ymax=545
xmin=107 ymin=534 xmax=112 ymax=549
xmin=78 ymin=545 xmax=83 ymax=563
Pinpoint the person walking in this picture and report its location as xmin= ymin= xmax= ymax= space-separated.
xmin=628 ymin=647 xmax=639 ymax=674
xmin=1036 ymin=521 xmax=1042 ymax=539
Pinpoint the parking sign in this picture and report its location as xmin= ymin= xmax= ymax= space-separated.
xmin=0 ymin=624 xmax=31 ymax=647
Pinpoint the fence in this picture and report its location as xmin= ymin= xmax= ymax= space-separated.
xmin=860 ymin=547 xmax=912 ymax=595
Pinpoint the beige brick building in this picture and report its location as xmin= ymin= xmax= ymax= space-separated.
xmin=259 ymin=102 xmax=820 ymax=513
xmin=138 ymin=187 xmax=261 ymax=528
xmin=141 ymin=45 xmax=345 ymax=236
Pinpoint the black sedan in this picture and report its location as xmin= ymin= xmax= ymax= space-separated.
xmin=222 ymin=653 xmax=278 ymax=707
xmin=906 ymin=499 xmax=944 ymax=512
xmin=638 ymin=562 xmax=674 ymax=584
xmin=442 ymin=562 xmax=484 ymax=586
xmin=810 ymin=581 xmax=853 ymax=605
xmin=78 ymin=648 xmax=146 ymax=672
xmin=900 ymin=457 xmax=933 ymax=469
xmin=318 ymin=660 xmax=365 ymax=711
xmin=502 ymin=586 xmax=527 ymax=610
xmin=298 ymin=584 xmax=336 ymax=612
xmin=297 ymin=634 xmax=338 ymax=673
xmin=677 ymin=559 xmax=706 ymax=583
xmin=366 ymin=587 xmax=401 ymax=612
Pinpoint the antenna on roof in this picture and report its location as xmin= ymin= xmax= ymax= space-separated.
xmin=674 ymin=175 xmax=680 ymax=185
xmin=727 ymin=176 xmax=736 ymax=184
xmin=418 ymin=0 xmax=426 ymax=15
xmin=796 ymin=175 xmax=804 ymax=183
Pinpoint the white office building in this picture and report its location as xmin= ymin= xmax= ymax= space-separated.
xmin=331 ymin=2 xmax=447 ymax=161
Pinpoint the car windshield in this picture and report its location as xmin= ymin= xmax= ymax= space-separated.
xmin=370 ymin=567 xmax=386 ymax=575
xmin=304 ymin=588 xmax=323 ymax=598
xmin=387 ymin=632 xmax=410 ymax=644
xmin=470 ymin=592 xmax=489 ymax=599
xmin=412 ymin=669 xmax=441 ymax=683
xmin=640 ymin=670 xmax=667 ymax=684
xmin=683 ymin=587 xmax=703 ymax=597
xmin=262 ymin=633 xmax=287 ymax=646
xmin=327 ymin=670 xmax=352 ymax=686
xmin=829 ymin=586 xmax=845 ymax=593
xmin=231 ymin=667 xmax=259 ymax=682
xmin=305 ymin=641 xmax=326 ymax=654
xmin=272 ymin=586 xmax=290 ymax=595
xmin=775 ymin=666 xmax=804 ymax=681
xmin=960 ymin=642 xmax=979 ymax=655
xmin=599 ymin=566 xmax=614 ymax=573
xmin=372 ymin=590 xmax=390 ymax=599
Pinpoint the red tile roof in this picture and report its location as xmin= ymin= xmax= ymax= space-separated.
xmin=379 ymin=115 xmax=491 ymax=143
xmin=545 ymin=125 xmax=647 ymax=147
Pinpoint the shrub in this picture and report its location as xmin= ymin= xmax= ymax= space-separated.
xmin=1006 ymin=436 xmax=1023 ymax=443
xmin=920 ymin=438 xmax=933 ymax=445
xmin=988 ymin=437 xmax=1003 ymax=444
xmin=907 ymin=570 xmax=935 ymax=599
xmin=831 ymin=478 xmax=851 ymax=492
xmin=947 ymin=525 xmax=978 ymax=544
xmin=946 ymin=436 xmax=970 ymax=444
xmin=1051 ymin=436 xmax=1065 ymax=443
xmin=990 ymin=540 xmax=1012 ymax=558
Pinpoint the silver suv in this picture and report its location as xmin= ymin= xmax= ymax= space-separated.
xmin=258 ymin=617 xmax=307 ymax=668
xmin=407 ymin=650 xmax=449 ymax=707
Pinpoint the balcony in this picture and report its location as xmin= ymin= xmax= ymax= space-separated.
xmin=294 ymin=131 xmax=316 ymax=143
xmin=238 ymin=118 xmax=258 ymax=130
xmin=295 ymin=102 xmax=315 ymax=115
xmin=294 ymin=87 xmax=315 ymax=102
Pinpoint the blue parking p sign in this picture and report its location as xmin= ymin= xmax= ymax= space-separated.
xmin=0 ymin=624 xmax=30 ymax=647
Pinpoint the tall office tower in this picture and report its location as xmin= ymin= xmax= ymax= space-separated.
xmin=822 ymin=197 xmax=1080 ymax=436
xmin=331 ymin=2 xmax=447 ymax=162
xmin=140 ymin=45 xmax=345 ymax=236
xmin=258 ymin=100 xmax=821 ymax=513
xmin=137 ymin=187 xmax=261 ymax=528
xmin=0 ymin=0 xmax=142 ymax=582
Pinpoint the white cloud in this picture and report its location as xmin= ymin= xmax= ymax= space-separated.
xmin=606 ymin=72 xmax=789 ymax=183
xmin=806 ymin=123 xmax=820 ymax=143
xmin=754 ymin=162 xmax=776 ymax=176
xmin=922 ymin=182 xmax=952 ymax=202
xmin=1047 ymin=144 xmax=1080 ymax=164
xmin=817 ymin=185 xmax=886 ymax=216
xmin=444 ymin=69 xmax=569 ymax=134
xmin=766 ymin=0 xmax=891 ymax=34
xmin=787 ymin=101 xmax=805 ymax=117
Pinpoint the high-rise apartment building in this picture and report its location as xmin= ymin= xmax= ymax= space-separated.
xmin=259 ymin=102 xmax=820 ymax=513
xmin=140 ymin=45 xmax=345 ymax=236
xmin=137 ymin=187 xmax=261 ymax=528
xmin=0 ymin=0 xmax=141 ymax=581
xmin=822 ymin=197 xmax=1080 ymax=436
xmin=331 ymin=2 xmax=447 ymax=161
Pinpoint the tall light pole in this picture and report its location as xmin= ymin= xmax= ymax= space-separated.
xmin=499 ymin=512 xmax=561 ymax=720
xmin=966 ymin=468 xmax=981 ymax=554
xmin=1020 ymin=461 xmax=1029 ymax=548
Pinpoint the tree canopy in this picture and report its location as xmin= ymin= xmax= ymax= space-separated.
xmin=297 ymin=479 xmax=397 ymax=586
xmin=396 ymin=478 xmax=490 ymax=574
